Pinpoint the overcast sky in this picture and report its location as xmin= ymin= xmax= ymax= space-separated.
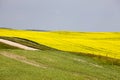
xmin=0 ymin=0 xmax=120 ymax=31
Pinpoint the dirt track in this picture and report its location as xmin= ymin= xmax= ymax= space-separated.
xmin=0 ymin=39 xmax=38 ymax=50
xmin=0 ymin=52 xmax=47 ymax=69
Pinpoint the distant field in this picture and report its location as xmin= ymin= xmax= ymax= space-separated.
xmin=0 ymin=28 xmax=120 ymax=59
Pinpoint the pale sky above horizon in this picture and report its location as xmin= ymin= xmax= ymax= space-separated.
xmin=0 ymin=0 xmax=120 ymax=31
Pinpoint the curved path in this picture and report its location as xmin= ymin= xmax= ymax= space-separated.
xmin=0 ymin=39 xmax=38 ymax=50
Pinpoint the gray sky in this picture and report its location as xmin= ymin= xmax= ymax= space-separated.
xmin=0 ymin=0 xmax=120 ymax=31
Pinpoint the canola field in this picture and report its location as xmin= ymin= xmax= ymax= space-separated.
xmin=0 ymin=29 xmax=120 ymax=59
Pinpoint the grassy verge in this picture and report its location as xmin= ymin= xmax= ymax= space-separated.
xmin=0 ymin=50 xmax=120 ymax=80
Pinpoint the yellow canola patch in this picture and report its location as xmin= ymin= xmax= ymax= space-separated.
xmin=0 ymin=29 xmax=120 ymax=59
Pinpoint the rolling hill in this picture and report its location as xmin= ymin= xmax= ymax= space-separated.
xmin=0 ymin=28 xmax=120 ymax=60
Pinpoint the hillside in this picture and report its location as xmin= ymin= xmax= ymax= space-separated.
xmin=0 ymin=28 xmax=120 ymax=60
xmin=0 ymin=50 xmax=120 ymax=80
xmin=0 ymin=35 xmax=120 ymax=80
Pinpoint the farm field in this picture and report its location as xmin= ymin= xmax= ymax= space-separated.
xmin=0 ymin=28 xmax=120 ymax=59
xmin=0 ymin=30 xmax=120 ymax=80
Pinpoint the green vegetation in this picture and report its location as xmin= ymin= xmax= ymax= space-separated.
xmin=0 ymin=50 xmax=120 ymax=80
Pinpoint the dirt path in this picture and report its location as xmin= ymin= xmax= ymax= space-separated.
xmin=0 ymin=39 xmax=38 ymax=50
xmin=73 ymin=58 xmax=103 ymax=68
xmin=0 ymin=52 xmax=47 ymax=69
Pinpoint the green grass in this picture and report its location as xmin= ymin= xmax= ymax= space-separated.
xmin=0 ymin=50 xmax=120 ymax=80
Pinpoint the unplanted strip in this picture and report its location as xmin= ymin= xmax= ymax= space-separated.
xmin=0 ymin=39 xmax=38 ymax=50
